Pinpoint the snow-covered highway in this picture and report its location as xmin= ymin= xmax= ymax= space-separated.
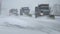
xmin=0 ymin=16 xmax=60 ymax=34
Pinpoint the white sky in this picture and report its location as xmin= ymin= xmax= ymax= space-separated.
xmin=2 ymin=0 xmax=60 ymax=10
xmin=1 ymin=0 xmax=60 ymax=15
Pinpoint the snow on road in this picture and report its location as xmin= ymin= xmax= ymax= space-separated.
xmin=0 ymin=26 xmax=47 ymax=34
xmin=0 ymin=16 xmax=60 ymax=34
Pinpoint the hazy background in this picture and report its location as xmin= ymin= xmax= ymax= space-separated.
xmin=1 ymin=0 xmax=60 ymax=15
